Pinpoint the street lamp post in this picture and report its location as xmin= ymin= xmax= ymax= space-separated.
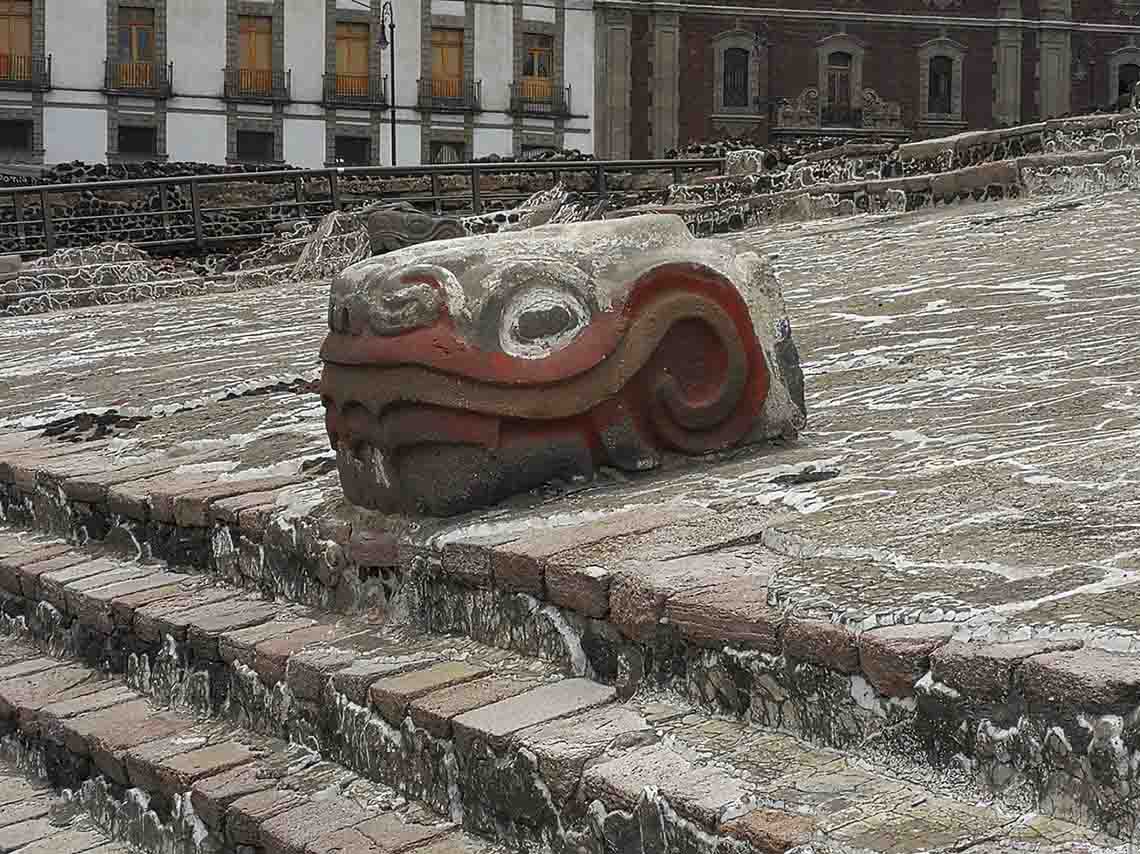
xmin=378 ymin=2 xmax=396 ymax=165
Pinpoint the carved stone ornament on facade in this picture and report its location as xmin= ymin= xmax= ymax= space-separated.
xmin=319 ymin=215 xmax=807 ymax=515
xmin=776 ymin=88 xmax=820 ymax=129
xmin=1113 ymin=0 xmax=1140 ymax=19
xmin=862 ymin=89 xmax=904 ymax=129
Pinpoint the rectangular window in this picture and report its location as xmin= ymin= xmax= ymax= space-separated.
xmin=335 ymin=22 xmax=370 ymax=97
xmin=722 ymin=47 xmax=749 ymax=109
xmin=429 ymin=140 xmax=463 ymax=164
xmin=117 ymin=7 xmax=155 ymax=89
xmin=118 ymin=125 xmax=157 ymax=157
xmin=239 ymin=15 xmax=273 ymax=95
xmin=431 ymin=28 xmax=463 ymax=99
xmin=521 ymin=33 xmax=553 ymax=101
xmin=0 ymin=118 xmax=30 ymax=152
xmin=335 ymin=135 xmax=370 ymax=166
xmin=0 ymin=0 xmax=31 ymax=82
xmin=928 ymin=56 xmax=953 ymax=115
xmin=236 ymin=129 xmax=275 ymax=163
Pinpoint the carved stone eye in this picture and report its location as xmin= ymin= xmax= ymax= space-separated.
xmin=500 ymin=286 xmax=589 ymax=359
xmin=516 ymin=304 xmax=574 ymax=342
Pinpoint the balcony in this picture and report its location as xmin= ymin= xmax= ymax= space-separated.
xmin=510 ymin=81 xmax=570 ymax=117
xmin=820 ymin=105 xmax=861 ymax=127
xmin=417 ymin=78 xmax=481 ymax=112
xmin=104 ymin=60 xmax=172 ymax=98
xmin=322 ymin=73 xmax=387 ymax=108
xmin=223 ymin=67 xmax=290 ymax=103
xmin=0 ymin=55 xmax=51 ymax=91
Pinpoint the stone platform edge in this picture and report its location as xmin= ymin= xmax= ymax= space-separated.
xmin=0 ymin=440 xmax=1136 ymax=750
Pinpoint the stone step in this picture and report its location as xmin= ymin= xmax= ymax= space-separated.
xmin=0 ymin=759 xmax=133 ymax=854
xmin=0 ymin=528 xmax=1128 ymax=853
xmin=0 ymin=638 xmax=505 ymax=854
xmin=5 ymin=432 xmax=1140 ymax=843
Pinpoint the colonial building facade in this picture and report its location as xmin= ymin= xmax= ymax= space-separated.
xmin=0 ymin=0 xmax=595 ymax=168
xmin=593 ymin=0 xmax=1140 ymax=158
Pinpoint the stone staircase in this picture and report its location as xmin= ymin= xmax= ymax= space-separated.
xmin=0 ymin=525 xmax=1129 ymax=854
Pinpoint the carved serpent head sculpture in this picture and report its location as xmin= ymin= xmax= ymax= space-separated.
xmin=320 ymin=214 xmax=806 ymax=516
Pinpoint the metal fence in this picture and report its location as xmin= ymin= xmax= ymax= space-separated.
xmin=0 ymin=158 xmax=724 ymax=258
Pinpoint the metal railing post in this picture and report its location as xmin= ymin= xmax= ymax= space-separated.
xmin=293 ymin=176 xmax=305 ymax=218
xmin=430 ymin=172 xmax=442 ymax=215
xmin=329 ymin=171 xmax=341 ymax=210
xmin=189 ymin=180 xmax=204 ymax=248
xmin=594 ymin=164 xmax=607 ymax=199
xmin=470 ymin=165 xmax=482 ymax=214
xmin=672 ymin=165 xmax=683 ymax=185
xmin=159 ymin=183 xmax=171 ymax=238
xmin=39 ymin=189 xmax=55 ymax=254
xmin=13 ymin=192 xmax=25 ymax=245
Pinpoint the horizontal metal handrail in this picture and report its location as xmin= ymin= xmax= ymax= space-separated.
xmin=0 ymin=158 xmax=724 ymax=257
xmin=417 ymin=78 xmax=481 ymax=111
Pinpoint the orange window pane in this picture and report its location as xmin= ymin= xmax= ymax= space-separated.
xmin=239 ymin=16 xmax=273 ymax=70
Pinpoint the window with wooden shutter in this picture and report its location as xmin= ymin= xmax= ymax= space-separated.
xmin=335 ymin=22 xmax=370 ymax=97
xmin=117 ymin=8 xmax=155 ymax=88
xmin=239 ymin=15 xmax=273 ymax=94
xmin=521 ymin=33 xmax=553 ymax=101
xmin=431 ymin=28 xmax=463 ymax=99
xmin=0 ymin=1 xmax=32 ymax=82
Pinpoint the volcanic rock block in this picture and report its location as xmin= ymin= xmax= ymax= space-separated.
xmin=320 ymin=213 xmax=807 ymax=515
xmin=364 ymin=203 xmax=466 ymax=255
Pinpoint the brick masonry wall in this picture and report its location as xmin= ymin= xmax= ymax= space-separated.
xmin=658 ymin=0 xmax=1140 ymax=148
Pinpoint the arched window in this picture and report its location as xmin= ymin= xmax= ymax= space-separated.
xmin=1119 ymin=63 xmax=1140 ymax=103
xmin=825 ymin=51 xmax=853 ymax=124
xmin=723 ymin=47 xmax=749 ymax=108
xmin=928 ymin=55 xmax=953 ymax=114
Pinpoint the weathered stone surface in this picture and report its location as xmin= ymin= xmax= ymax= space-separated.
xmin=515 ymin=704 xmax=654 ymax=804
xmin=858 ymin=622 xmax=956 ymax=698
xmin=544 ymin=562 xmax=611 ymax=617
xmin=783 ymin=619 xmax=859 ymax=673
xmin=173 ymin=475 xmax=306 ymax=527
xmin=260 ymin=799 xmax=370 ymax=854
xmin=321 ymin=214 xmax=805 ymax=516
xmin=252 ymin=623 xmax=360 ymax=686
xmin=0 ymin=817 xmax=59 ymax=850
xmin=930 ymin=638 xmax=1082 ymax=700
xmin=191 ymin=764 xmax=276 ymax=833
xmin=369 ymin=661 xmax=490 ymax=725
xmin=66 ymin=699 xmax=193 ymax=785
xmin=582 ymin=741 xmax=745 ymax=828
xmin=133 ymin=587 xmax=238 ymax=644
xmin=349 ymin=811 xmax=455 ymax=851
xmin=2 ymin=550 xmax=89 ymax=596
xmin=128 ymin=738 xmax=256 ymax=800
xmin=225 ymin=789 xmax=308 ymax=847
xmin=408 ymin=676 xmax=540 ymax=739
xmin=452 ymin=678 xmax=616 ymax=750
xmin=1019 ymin=647 xmax=1140 ymax=712
xmin=721 ymin=807 xmax=818 ymax=853
xmin=364 ymin=203 xmax=466 ymax=255
xmin=185 ymin=598 xmax=281 ymax=661
xmin=0 ymin=663 xmax=100 ymax=720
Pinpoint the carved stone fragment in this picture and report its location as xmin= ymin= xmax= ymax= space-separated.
xmin=320 ymin=214 xmax=806 ymax=515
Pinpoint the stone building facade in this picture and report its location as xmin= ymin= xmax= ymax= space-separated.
xmin=0 ymin=0 xmax=595 ymax=168
xmin=594 ymin=0 xmax=1140 ymax=158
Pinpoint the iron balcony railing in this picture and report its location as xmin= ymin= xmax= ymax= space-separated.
xmin=417 ymin=78 xmax=481 ymax=112
xmin=0 ymin=54 xmax=51 ymax=91
xmin=322 ymin=73 xmax=387 ymax=108
xmin=104 ymin=60 xmax=173 ymax=98
xmin=223 ymin=67 xmax=291 ymax=102
xmin=510 ymin=81 xmax=570 ymax=116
